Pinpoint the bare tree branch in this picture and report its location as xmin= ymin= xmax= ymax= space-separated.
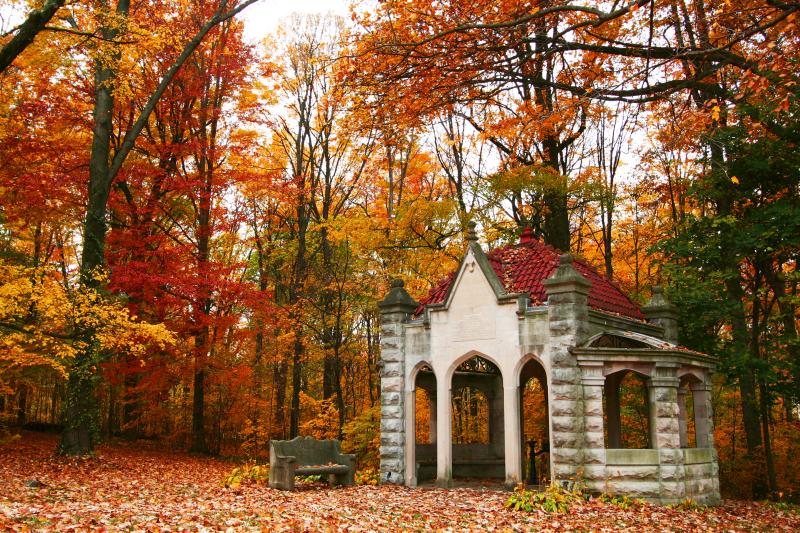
xmin=0 ymin=0 xmax=65 ymax=73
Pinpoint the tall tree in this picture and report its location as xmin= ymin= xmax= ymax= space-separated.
xmin=62 ymin=0 xmax=260 ymax=455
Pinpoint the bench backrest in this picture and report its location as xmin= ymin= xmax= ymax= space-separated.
xmin=270 ymin=436 xmax=341 ymax=466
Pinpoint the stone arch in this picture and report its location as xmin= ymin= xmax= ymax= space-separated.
xmin=603 ymin=361 xmax=654 ymax=378
xmin=513 ymin=352 xmax=548 ymax=387
xmin=445 ymin=350 xmax=506 ymax=387
xmin=445 ymin=350 xmax=506 ymax=481
xmin=407 ymin=360 xmax=436 ymax=392
xmin=604 ymin=369 xmax=652 ymax=449
xmin=676 ymin=370 xmax=712 ymax=448
xmin=677 ymin=367 xmax=705 ymax=385
xmin=406 ymin=361 xmax=438 ymax=485
xmin=517 ymin=355 xmax=550 ymax=484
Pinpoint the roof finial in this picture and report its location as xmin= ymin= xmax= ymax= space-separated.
xmin=520 ymin=226 xmax=536 ymax=244
xmin=466 ymin=221 xmax=478 ymax=242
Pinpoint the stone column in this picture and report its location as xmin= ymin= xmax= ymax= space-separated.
xmin=428 ymin=390 xmax=437 ymax=444
xmin=643 ymin=286 xmax=679 ymax=344
xmin=677 ymin=387 xmax=689 ymax=448
xmin=435 ymin=376 xmax=452 ymax=487
xmin=650 ymin=363 xmax=685 ymax=502
xmin=543 ymin=254 xmax=592 ymax=483
xmin=378 ymin=280 xmax=419 ymax=485
xmin=489 ymin=376 xmax=505 ymax=458
xmin=691 ymin=377 xmax=720 ymax=502
xmin=404 ymin=387 xmax=417 ymax=486
xmin=604 ymin=373 xmax=623 ymax=449
xmin=580 ymin=362 xmax=607 ymax=488
xmin=691 ymin=382 xmax=713 ymax=449
xmin=503 ymin=383 xmax=522 ymax=486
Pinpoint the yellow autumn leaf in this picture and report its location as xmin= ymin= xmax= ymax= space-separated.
xmin=731 ymin=176 xmax=740 ymax=185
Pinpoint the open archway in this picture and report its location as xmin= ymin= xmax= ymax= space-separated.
xmin=450 ymin=355 xmax=504 ymax=480
xmin=519 ymin=357 xmax=549 ymax=485
xmin=410 ymin=363 xmax=436 ymax=483
xmin=604 ymin=369 xmax=652 ymax=449
xmin=677 ymin=372 xmax=715 ymax=449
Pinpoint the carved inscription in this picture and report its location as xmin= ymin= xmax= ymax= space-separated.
xmin=457 ymin=312 xmax=495 ymax=340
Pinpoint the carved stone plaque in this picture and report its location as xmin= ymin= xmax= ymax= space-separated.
xmin=456 ymin=312 xmax=495 ymax=340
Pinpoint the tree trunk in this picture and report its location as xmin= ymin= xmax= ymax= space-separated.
xmin=190 ymin=364 xmax=207 ymax=453
xmin=122 ymin=372 xmax=139 ymax=439
xmin=273 ymin=358 xmax=288 ymax=439
xmin=61 ymin=0 xmax=131 ymax=456
xmin=764 ymin=266 xmax=800 ymax=404
xmin=542 ymin=188 xmax=570 ymax=252
xmin=759 ymin=379 xmax=778 ymax=494
xmin=16 ymin=385 xmax=27 ymax=426
xmin=289 ymin=337 xmax=303 ymax=437
xmin=60 ymin=364 xmax=99 ymax=455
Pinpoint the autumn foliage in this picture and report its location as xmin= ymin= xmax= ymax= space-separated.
xmin=3 ymin=432 xmax=800 ymax=530
xmin=0 ymin=0 xmax=799 ymax=518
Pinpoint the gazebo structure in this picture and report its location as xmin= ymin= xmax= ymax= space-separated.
xmin=378 ymin=224 xmax=720 ymax=504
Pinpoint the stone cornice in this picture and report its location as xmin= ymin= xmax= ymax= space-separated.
xmin=588 ymin=309 xmax=662 ymax=336
xmin=572 ymin=347 xmax=716 ymax=368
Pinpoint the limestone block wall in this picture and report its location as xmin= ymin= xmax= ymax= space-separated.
xmin=378 ymin=280 xmax=419 ymax=485
xmin=576 ymin=359 xmax=720 ymax=504
xmin=683 ymin=449 xmax=720 ymax=503
xmin=602 ymin=449 xmax=662 ymax=498
xmin=580 ymin=362 xmax=607 ymax=488
xmin=518 ymin=308 xmax=548 ymax=355
xmin=586 ymin=449 xmax=719 ymax=504
xmin=379 ymin=313 xmax=406 ymax=484
xmin=543 ymin=255 xmax=592 ymax=482
xmin=650 ymin=364 xmax=687 ymax=502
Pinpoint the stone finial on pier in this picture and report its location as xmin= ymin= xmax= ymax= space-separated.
xmin=642 ymin=286 xmax=679 ymax=344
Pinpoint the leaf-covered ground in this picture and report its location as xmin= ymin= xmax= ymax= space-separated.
xmin=1 ymin=432 xmax=797 ymax=532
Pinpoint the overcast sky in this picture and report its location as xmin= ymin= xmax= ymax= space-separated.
xmin=241 ymin=0 xmax=353 ymax=42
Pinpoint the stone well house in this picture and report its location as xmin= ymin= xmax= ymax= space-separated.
xmin=378 ymin=225 xmax=720 ymax=504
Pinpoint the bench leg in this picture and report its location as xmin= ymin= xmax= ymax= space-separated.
xmin=269 ymin=466 xmax=296 ymax=490
xmin=332 ymin=470 xmax=354 ymax=487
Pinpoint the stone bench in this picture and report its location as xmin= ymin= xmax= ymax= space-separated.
xmin=269 ymin=436 xmax=355 ymax=490
xmin=415 ymin=457 xmax=505 ymax=481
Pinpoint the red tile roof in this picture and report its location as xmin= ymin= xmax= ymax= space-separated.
xmin=416 ymin=234 xmax=645 ymax=320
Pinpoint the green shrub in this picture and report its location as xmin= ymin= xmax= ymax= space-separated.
xmin=668 ymin=498 xmax=705 ymax=512
xmin=598 ymin=493 xmax=642 ymax=510
xmin=505 ymin=482 xmax=582 ymax=514
xmin=766 ymin=501 xmax=800 ymax=514
xmin=223 ymin=462 xmax=270 ymax=488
